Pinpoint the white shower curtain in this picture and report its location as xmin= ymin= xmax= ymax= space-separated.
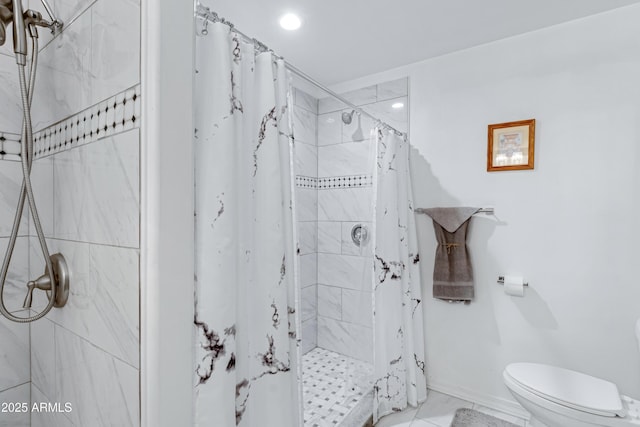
xmin=373 ymin=129 xmax=427 ymax=422
xmin=193 ymin=22 xmax=300 ymax=426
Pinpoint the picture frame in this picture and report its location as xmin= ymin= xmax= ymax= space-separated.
xmin=487 ymin=119 xmax=535 ymax=171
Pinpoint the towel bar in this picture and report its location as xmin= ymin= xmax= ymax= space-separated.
xmin=416 ymin=207 xmax=494 ymax=215
xmin=477 ymin=207 xmax=494 ymax=214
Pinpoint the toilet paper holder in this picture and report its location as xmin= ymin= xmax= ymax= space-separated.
xmin=497 ymin=276 xmax=529 ymax=286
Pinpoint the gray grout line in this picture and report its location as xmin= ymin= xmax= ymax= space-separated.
xmin=0 ymin=381 xmax=30 ymax=394
xmin=37 ymin=0 xmax=98 ymax=52
xmin=50 ymin=321 xmax=139 ymax=371
xmin=28 ymin=235 xmax=140 ymax=250
xmin=30 ymin=382 xmax=75 ymax=425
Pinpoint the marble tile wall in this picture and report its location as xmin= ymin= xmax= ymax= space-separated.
xmin=0 ymin=383 xmax=30 ymax=427
xmin=31 ymin=0 xmax=140 ymax=132
xmin=0 ymin=312 xmax=30 ymax=393
xmin=0 ymin=0 xmax=141 ymax=426
xmin=0 ymin=54 xmax=26 ymax=133
xmin=0 ymin=4 xmax=32 ymax=394
xmin=0 ymin=157 xmax=31 ymax=422
xmin=318 ymin=78 xmax=408 ymax=137
xmin=315 ymin=78 xmax=409 ymax=364
xmin=293 ymin=88 xmax=319 ymax=355
xmin=26 ymin=125 xmax=140 ymax=427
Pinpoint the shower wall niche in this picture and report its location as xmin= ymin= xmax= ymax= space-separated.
xmin=0 ymin=1 xmax=141 ymax=426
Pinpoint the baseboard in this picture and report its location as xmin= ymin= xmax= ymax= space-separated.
xmin=427 ymin=381 xmax=530 ymax=420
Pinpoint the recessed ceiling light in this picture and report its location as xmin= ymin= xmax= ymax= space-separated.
xmin=391 ymin=102 xmax=404 ymax=109
xmin=279 ymin=13 xmax=301 ymax=31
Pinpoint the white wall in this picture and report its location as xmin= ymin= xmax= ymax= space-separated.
xmin=333 ymin=4 xmax=640 ymax=414
xmin=141 ymin=1 xmax=194 ymax=426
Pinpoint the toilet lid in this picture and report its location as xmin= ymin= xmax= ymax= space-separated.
xmin=505 ymin=363 xmax=625 ymax=417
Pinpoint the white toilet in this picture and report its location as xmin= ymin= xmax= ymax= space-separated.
xmin=504 ymin=320 xmax=640 ymax=426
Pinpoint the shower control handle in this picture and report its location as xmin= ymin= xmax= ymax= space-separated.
xmin=22 ymin=273 xmax=51 ymax=308
xmin=351 ymin=224 xmax=369 ymax=247
xmin=22 ymin=253 xmax=69 ymax=309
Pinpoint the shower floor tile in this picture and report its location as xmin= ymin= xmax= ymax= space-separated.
xmin=303 ymin=347 xmax=373 ymax=426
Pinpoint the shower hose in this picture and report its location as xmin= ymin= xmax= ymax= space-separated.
xmin=0 ymin=35 xmax=57 ymax=323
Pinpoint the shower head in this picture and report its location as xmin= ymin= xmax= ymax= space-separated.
xmin=341 ymin=110 xmax=366 ymax=141
xmin=0 ymin=3 xmax=11 ymax=46
xmin=342 ymin=110 xmax=356 ymax=125
xmin=351 ymin=114 xmax=365 ymax=142
xmin=12 ymin=0 xmax=27 ymax=64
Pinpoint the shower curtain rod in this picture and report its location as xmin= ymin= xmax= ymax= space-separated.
xmin=195 ymin=3 xmax=406 ymax=138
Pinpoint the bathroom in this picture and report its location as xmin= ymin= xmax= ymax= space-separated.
xmin=0 ymin=0 xmax=639 ymax=426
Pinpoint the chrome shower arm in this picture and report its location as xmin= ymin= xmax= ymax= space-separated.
xmin=37 ymin=0 xmax=62 ymax=32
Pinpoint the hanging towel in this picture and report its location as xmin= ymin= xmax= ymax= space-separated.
xmin=415 ymin=207 xmax=480 ymax=302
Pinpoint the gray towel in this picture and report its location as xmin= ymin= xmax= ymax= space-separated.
xmin=416 ymin=207 xmax=479 ymax=302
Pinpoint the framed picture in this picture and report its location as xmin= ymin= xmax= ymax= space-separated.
xmin=487 ymin=119 xmax=535 ymax=171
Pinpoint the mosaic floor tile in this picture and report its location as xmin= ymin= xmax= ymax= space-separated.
xmin=303 ymin=347 xmax=373 ymax=426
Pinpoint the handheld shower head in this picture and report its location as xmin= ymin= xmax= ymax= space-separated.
xmin=12 ymin=0 xmax=27 ymax=65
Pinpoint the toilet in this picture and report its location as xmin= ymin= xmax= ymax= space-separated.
xmin=504 ymin=320 xmax=640 ymax=426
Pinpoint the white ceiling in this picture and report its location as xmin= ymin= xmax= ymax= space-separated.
xmin=206 ymin=0 xmax=640 ymax=85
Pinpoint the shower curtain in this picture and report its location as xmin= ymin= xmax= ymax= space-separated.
xmin=373 ymin=129 xmax=427 ymax=422
xmin=193 ymin=22 xmax=300 ymax=426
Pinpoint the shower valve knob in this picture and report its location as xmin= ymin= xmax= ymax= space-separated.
xmin=22 ymin=273 xmax=51 ymax=309
xmin=22 ymin=253 xmax=69 ymax=309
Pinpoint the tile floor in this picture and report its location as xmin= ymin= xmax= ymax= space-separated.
xmin=302 ymin=348 xmax=529 ymax=427
xmin=375 ymin=390 xmax=529 ymax=427
xmin=302 ymin=347 xmax=374 ymax=426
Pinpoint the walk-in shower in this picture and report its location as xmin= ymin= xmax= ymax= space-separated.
xmin=0 ymin=0 xmax=68 ymax=323
xmin=293 ymin=76 xmax=415 ymax=426
xmin=194 ymin=4 xmax=422 ymax=426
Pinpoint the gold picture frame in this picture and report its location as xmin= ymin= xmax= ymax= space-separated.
xmin=487 ymin=119 xmax=535 ymax=172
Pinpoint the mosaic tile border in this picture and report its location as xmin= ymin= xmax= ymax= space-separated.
xmin=296 ymin=176 xmax=318 ymax=189
xmin=296 ymin=174 xmax=374 ymax=190
xmin=318 ymin=175 xmax=373 ymax=189
xmin=0 ymin=131 xmax=21 ymax=161
xmin=0 ymin=85 xmax=141 ymax=161
xmin=33 ymin=85 xmax=141 ymax=159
